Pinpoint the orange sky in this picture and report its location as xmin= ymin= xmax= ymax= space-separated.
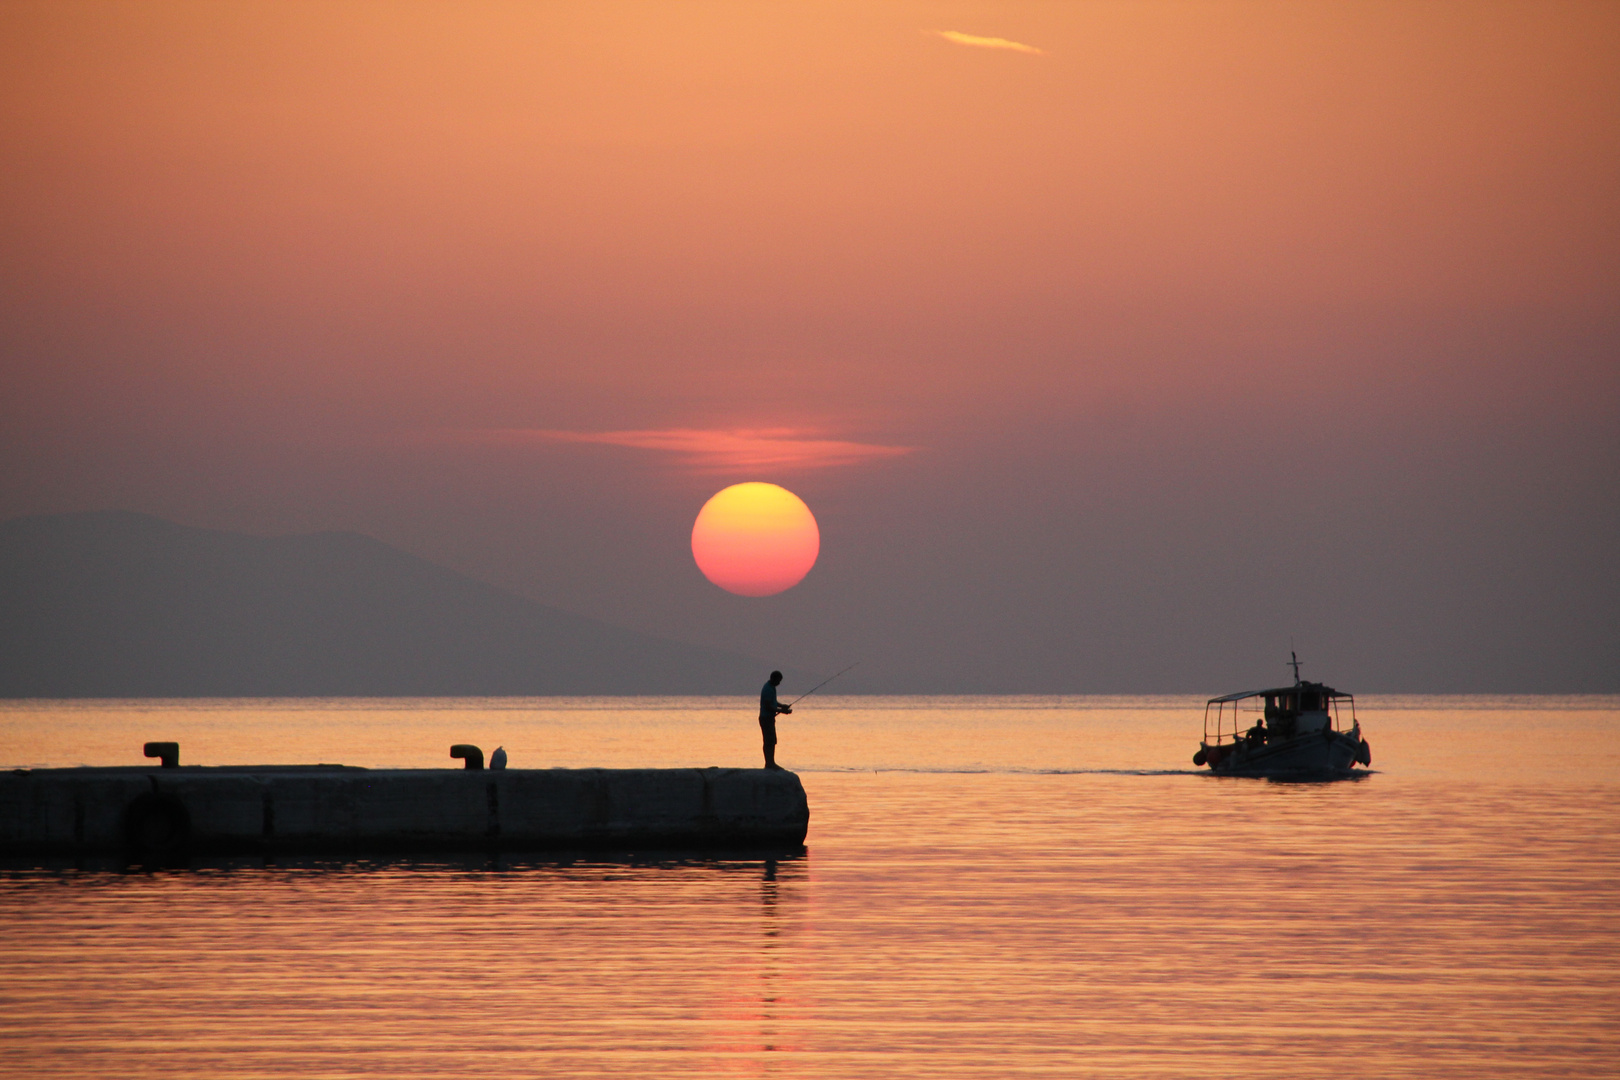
xmin=2 ymin=1 xmax=1616 ymax=689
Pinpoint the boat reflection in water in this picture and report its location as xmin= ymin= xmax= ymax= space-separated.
xmin=1194 ymin=655 xmax=1372 ymax=778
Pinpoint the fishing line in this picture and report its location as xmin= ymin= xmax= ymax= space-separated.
xmin=786 ymin=662 xmax=860 ymax=707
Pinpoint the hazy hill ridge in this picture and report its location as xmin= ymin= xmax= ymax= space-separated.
xmin=0 ymin=511 xmax=776 ymax=697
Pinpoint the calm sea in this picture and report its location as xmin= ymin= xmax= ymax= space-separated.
xmin=2 ymin=695 xmax=1617 ymax=1078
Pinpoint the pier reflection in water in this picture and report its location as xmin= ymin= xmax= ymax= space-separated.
xmin=1 ymin=853 xmax=812 ymax=1077
xmin=1 ymin=696 xmax=1617 ymax=1078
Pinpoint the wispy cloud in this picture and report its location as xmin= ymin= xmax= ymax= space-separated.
xmin=934 ymin=30 xmax=1045 ymax=56
xmin=450 ymin=428 xmax=916 ymax=473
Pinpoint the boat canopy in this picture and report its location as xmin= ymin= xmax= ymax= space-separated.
xmin=1206 ymin=682 xmax=1349 ymax=705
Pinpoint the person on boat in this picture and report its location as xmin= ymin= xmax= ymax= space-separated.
xmin=1245 ymin=717 xmax=1268 ymax=746
xmin=759 ymin=670 xmax=792 ymax=770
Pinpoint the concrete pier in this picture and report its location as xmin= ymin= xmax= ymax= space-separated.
xmin=0 ymin=762 xmax=810 ymax=861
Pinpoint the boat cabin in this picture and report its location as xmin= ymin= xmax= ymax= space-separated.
xmin=1203 ymin=681 xmax=1357 ymax=747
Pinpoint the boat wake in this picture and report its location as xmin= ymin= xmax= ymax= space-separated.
xmin=797 ymin=766 xmax=1378 ymax=779
xmin=800 ymin=766 xmax=1203 ymax=776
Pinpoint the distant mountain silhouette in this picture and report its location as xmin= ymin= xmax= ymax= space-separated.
xmin=0 ymin=511 xmax=779 ymax=697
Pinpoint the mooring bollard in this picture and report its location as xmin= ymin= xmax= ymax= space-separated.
xmin=143 ymin=742 xmax=179 ymax=768
xmin=450 ymin=744 xmax=484 ymax=770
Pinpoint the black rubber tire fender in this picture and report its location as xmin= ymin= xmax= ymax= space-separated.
xmin=124 ymin=792 xmax=191 ymax=864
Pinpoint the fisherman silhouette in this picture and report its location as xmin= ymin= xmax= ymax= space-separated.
xmin=759 ymin=670 xmax=792 ymax=770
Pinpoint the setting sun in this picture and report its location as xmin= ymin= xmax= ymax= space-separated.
xmin=691 ymin=482 xmax=820 ymax=597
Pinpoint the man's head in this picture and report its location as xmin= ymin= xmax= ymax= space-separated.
xmin=770 ymin=670 xmax=783 ymax=685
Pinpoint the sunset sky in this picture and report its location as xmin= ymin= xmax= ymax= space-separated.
xmin=2 ymin=1 xmax=1615 ymax=691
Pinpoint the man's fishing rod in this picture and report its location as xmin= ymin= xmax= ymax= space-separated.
xmin=786 ymin=662 xmax=860 ymax=707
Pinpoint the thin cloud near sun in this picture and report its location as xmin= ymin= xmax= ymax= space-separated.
xmin=934 ymin=30 xmax=1045 ymax=56
xmin=447 ymin=428 xmax=916 ymax=473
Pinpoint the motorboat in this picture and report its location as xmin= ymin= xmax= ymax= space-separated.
xmin=1193 ymin=654 xmax=1371 ymax=778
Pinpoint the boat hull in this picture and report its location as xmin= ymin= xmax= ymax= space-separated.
xmin=1205 ymin=732 xmax=1363 ymax=778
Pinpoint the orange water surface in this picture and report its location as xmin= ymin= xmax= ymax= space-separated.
xmin=2 ymin=696 xmax=1617 ymax=1078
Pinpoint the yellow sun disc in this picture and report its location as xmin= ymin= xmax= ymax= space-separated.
xmin=691 ymin=483 xmax=820 ymax=597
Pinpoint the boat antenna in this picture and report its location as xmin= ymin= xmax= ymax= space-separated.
xmin=786 ymin=662 xmax=861 ymax=707
xmin=1288 ymin=649 xmax=1303 ymax=685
